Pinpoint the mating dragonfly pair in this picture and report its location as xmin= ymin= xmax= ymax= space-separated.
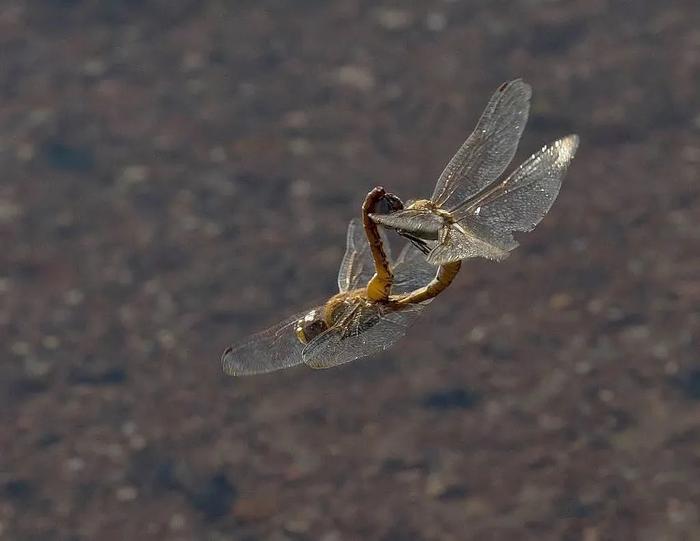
xmin=222 ymin=79 xmax=579 ymax=376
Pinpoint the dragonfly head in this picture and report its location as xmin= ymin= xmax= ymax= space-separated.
xmin=295 ymin=308 xmax=328 ymax=344
xmin=370 ymin=192 xmax=404 ymax=215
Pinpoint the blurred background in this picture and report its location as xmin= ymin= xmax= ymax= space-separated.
xmin=1 ymin=1 xmax=699 ymax=540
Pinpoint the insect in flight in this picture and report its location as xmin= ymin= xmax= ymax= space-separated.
xmin=221 ymin=188 xmax=440 ymax=376
xmin=370 ymin=79 xmax=579 ymax=266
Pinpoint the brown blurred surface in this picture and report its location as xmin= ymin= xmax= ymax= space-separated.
xmin=1 ymin=1 xmax=699 ymax=540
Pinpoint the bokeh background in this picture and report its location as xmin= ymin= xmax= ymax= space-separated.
xmin=2 ymin=1 xmax=699 ymax=540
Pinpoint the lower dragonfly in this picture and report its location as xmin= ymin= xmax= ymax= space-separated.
xmin=222 ymin=187 xmax=460 ymax=375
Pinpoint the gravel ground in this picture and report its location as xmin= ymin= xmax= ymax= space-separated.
xmin=1 ymin=1 xmax=699 ymax=540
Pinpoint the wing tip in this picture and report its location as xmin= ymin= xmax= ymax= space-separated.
xmin=347 ymin=217 xmax=360 ymax=235
xmin=222 ymin=346 xmax=255 ymax=376
xmin=221 ymin=346 xmax=240 ymax=376
xmin=500 ymin=78 xmax=532 ymax=99
xmin=561 ymin=133 xmax=580 ymax=150
xmin=553 ymin=134 xmax=580 ymax=165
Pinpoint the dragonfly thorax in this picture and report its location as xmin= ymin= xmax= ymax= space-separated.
xmin=295 ymin=309 xmax=328 ymax=345
xmin=406 ymin=199 xmax=436 ymax=211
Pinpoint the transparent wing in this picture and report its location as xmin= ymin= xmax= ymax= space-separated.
xmin=302 ymin=302 xmax=425 ymax=369
xmin=337 ymin=218 xmax=392 ymax=293
xmin=222 ymin=308 xmax=320 ymax=376
xmin=459 ymin=135 xmax=578 ymax=248
xmin=370 ymin=209 xmax=443 ymax=240
xmin=431 ymin=79 xmax=531 ymax=211
xmin=394 ymin=241 xmax=430 ymax=265
xmin=425 ymin=223 xmax=510 ymax=265
xmin=391 ymin=244 xmax=437 ymax=295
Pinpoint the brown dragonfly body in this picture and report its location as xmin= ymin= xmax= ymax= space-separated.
xmin=222 ymin=188 xmax=444 ymax=375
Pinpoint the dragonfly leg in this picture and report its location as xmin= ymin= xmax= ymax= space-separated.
xmin=394 ymin=260 xmax=462 ymax=305
xmin=362 ymin=187 xmax=394 ymax=301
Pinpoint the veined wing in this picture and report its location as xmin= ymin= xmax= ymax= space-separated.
xmin=337 ymin=218 xmax=392 ymax=293
xmin=458 ymin=135 xmax=578 ymax=249
xmin=426 ymin=135 xmax=579 ymax=265
xmin=302 ymin=302 xmax=425 ymax=369
xmin=369 ymin=209 xmax=443 ymax=240
xmin=431 ymin=79 xmax=531 ymax=211
xmin=222 ymin=308 xmax=320 ymax=376
xmin=425 ymin=223 xmax=509 ymax=265
xmin=391 ymin=243 xmax=437 ymax=295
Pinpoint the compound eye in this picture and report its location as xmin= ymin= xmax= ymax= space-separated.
xmin=372 ymin=193 xmax=404 ymax=215
xmin=295 ymin=309 xmax=328 ymax=344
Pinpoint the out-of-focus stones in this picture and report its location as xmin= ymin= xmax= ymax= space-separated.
xmin=549 ymin=292 xmax=573 ymax=310
xmin=422 ymin=388 xmax=480 ymax=410
xmin=334 ymin=65 xmax=375 ymax=92
xmin=232 ymin=492 xmax=278 ymax=523
xmin=426 ymin=12 xmax=447 ymax=32
xmin=118 ymin=165 xmax=150 ymax=186
xmin=115 ymin=485 xmax=139 ymax=502
xmin=372 ymin=8 xmax=413 ymax=31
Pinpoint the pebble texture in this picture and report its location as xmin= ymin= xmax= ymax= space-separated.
xmin=1 ymin=1 xmax=699 ymax=540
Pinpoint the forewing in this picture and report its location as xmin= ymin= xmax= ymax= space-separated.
xmin=302 ymin=303 xmax=425 ymax=369
xmin=222 ymin=308 xmax=319 ymax=376
xmin=370 ymin=209 xmax=444 ymax=239
xmin=431 ymin=79 xmax=531 ymax=211
xmin=452 ymin=135 xmax=579 ymax=254
xmin=337 ymin=218 xmax=392 ymax=292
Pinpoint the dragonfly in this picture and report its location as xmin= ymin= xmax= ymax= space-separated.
xmin=222 ymin=188 xmax=443 ymax=376
xmin=370 ymin=79 xmax=579 ymax=266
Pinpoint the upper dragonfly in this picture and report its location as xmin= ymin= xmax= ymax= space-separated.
xmin=370 ymin=79 xmax=579 ymax=266
xmin=222 ymin=188 xmax=440 ymax=376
